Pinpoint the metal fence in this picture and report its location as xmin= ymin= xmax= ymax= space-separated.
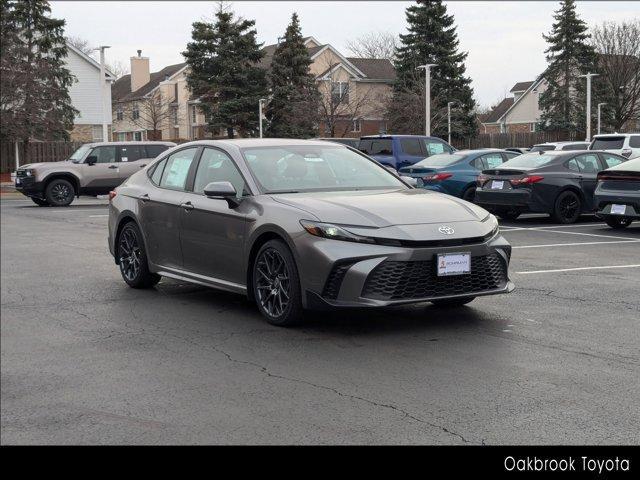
xmin=0 ymin=141 xmax=85 ymax=173
xmin=451 ymin=131 xmax=580 ymax=150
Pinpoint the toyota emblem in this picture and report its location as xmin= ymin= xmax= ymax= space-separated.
xmin=438 ymin=226 xmax=455 ymax=235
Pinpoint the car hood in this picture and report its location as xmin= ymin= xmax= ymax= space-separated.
xmin=20 ymin=161 xmax=72 ymax=170
xmin=270 ymin=188 xmax=489 ymax=228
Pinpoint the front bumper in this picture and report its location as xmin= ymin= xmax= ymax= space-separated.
xmin=14 ymin=176 xmax=45 ymax=198
xmin=296 ymin=232 xmax=513 ymax=309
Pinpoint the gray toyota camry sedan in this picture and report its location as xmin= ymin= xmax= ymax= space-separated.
xmin=108 ymin=139 xmax=513 ymax=326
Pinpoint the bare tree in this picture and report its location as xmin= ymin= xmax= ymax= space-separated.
xmin=591 ymin=19 xmax=640 ymax=131
xmin=345 ymin=31 xmax=399 ymax=61
xmin=120 ymin=91 xmax=182 ymax=140
xmin=66 ymin=35 xmax=94 ymax=56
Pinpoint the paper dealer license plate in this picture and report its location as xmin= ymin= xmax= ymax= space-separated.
xmin=610 ymin=204 xmax=626 ymax=215
xmin=491 ymin=180 xmax=504 ymax=190
xmin=437 ymin=253 xmax=471 ymax=276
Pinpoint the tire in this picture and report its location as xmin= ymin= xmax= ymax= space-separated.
xmin=551 ymin=190 xmax=581 ymax=224
xmin=604 ymin=216 xmax=633 ymax=229
xmin=31 ymin=197 xmax=49 ymax=207
xmin=462 ymin=186 xmax=476 ymax=203
xmin=495 ymin=209 xmax=520 ymax=221
xmin=431 ymin=297 xmax=476 ymax=307
xmin=117 ymin=222 xmax=161 ymax=289
xmin=44 ymin=178 xmax=75 ymax=207
xmin=252 ymin=239 xmax=303 ymax=326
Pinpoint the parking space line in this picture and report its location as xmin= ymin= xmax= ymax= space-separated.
xmin=513 ymin=240 xmax=640 ymax=249
xmin=515 ymin=264 xmax=640 ymax=274
xmin=89 ymin=215 xmax=108 ymax=218
xmin=503 ymin=227 xmax=636 ymax=241
xmin=501 ymin=223 xmax=609 ymax=231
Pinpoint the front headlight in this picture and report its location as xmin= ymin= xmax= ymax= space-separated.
xmin=25 ymin=169 xmax=34 ymax=177
xmin=483 ymin=213 xmax=499 ymax=237
xmin=300 ymin=220 xmax=375 ymax=244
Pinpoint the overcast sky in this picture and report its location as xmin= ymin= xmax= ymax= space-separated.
xmin=51 ymin=1 xmax=638 ymax=108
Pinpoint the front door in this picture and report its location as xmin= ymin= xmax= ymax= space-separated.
xmin=180 ymin=147 xmax=248 ymax=285
xmin=81 ymin=145 xmax=120 ymax=193
xmin=117 ymin=144 xmax=150 ymax=182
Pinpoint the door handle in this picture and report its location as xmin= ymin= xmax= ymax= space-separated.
xmin=139 ymin=164 xmax=147 ymax=168
xmin=108 ymin=165 xmax=119 ymax=169
xmin=138 ymin=193 xmax=150 ymax=202
xmin=180 ymin=201 xmax=195 ymax=211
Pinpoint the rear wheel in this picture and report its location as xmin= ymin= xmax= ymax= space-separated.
xmin=431 ymin=297 xmax=476 ymax=307
xmin=462 ymin=186 xmax=476 ymax=202
xmin=117 ymin=222 xmax=161 ymax=288
xmin=252 ymin=239 xmax=303 ymax=326
xmin=552 ymin=190 xmax=581 ymax=224
xmin=604 ymin=216 xmax=633 ymax=229
xmin=45 ymin=178 xmax=75 ymax=207
xmin=31 ymin=197 xmax=49 ymax=207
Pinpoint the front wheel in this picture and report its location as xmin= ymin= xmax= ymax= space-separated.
xmin=31 ymin=197 xmax=49 ymax=207
xmin=45 ymin=178 xmax=75 ymax=206
xmin=117 ymin=222 xmax=161 ymax=288
xmin=431 ymin=297 xmax=476 ymax=307
xmin=253 ymin=239 xmax=303 ymax=326
xmin=551 ymin=190 xmax=581 ymax=224
xmin=604 ymin=216 xmax=633 ymax=229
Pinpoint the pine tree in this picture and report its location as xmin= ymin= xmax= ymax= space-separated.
xmin=183 ymin=6 xmax=267 ymax=138
xmin=388 ymin=0 xmax=476 ymax=139
xmin=538 ymin=0 xmax=598 ymax=133
xmin=0 ymin=0 xmax=77 ymax=145
xmin=265 ymin=13 xmax=319 ymax=138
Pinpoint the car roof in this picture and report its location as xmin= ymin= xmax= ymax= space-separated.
xmin=593 ymin=133 xmax=638 ymax=138
xmin=183 ymin=138 xmax=344 ymax=148
xmin=359 ymin=134 xmax=442 ymax=140
xmin=534 ymin=141 xmax=589 ymax=146
xmin=83 ymin=141 xmax=176 ymax=147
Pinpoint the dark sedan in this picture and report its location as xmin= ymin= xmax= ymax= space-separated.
xmin=474 ymin=150 xmax=629 ymax=223
xmin=594 ymin=157 xmax=640 ymax=229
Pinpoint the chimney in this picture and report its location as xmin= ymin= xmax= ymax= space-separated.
xmin=130 ymin=49 xmax=150 ymax=92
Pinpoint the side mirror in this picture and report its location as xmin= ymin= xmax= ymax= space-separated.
xmin=400 ymin=176 xmax=418 ymax=187
xmin=85 ymin=155 xmax=98 ymax=165
xmin=203 ymin=181 xmax=239 ymax=207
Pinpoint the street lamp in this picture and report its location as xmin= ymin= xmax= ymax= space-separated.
xmin=597 ymin=102 xmax=607 ymax=135
xmin=94 ymin=46 xmax=111 ymax=142
xmin=416 ymin=64 xmax=437 ymax=136
xmin=447 ymin=101 xmax=457 ymax=145
xmin=258 ymin=98 xmax=267 ymax=138
xmin=579 ymin=72 xmax=599 ymax=142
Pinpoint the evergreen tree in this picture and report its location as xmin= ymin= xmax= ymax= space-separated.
xmin=0 ymin=0 xmax=77 ymax=145
xmin=538 ymin=0 xmax=598 ymax=133
xmin=183 ymin=7 xmax=267 ymax=138
xmin=388 ymin=0 xmax=476 ymax=139
xmin=265 ymin=13 xmax=319 ymax=138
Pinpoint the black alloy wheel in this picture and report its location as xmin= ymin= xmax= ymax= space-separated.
xmin=552 ymin=191 xmax=581 ymax=224
xmin=253 ymin=240 xmax=303 ymax=326
xmin=118 ymin=222 xmax=160 ymax=288
xmin=45 ymin=179 xmax=75 ymax=206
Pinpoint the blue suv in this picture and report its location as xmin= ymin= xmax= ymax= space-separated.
xmin=358 ymin=135 xmax=455 ymax=170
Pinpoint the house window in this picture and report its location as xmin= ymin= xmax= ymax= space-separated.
xmin=331 ymin=82 xmax=349 ymax=104
xmin=191 ymin=106 xmax=197 ymax=124
xmin=116 ymin=106 xmax=123 ymax=121
xmin=172 ymin=107 xmax=178 ymax=126
xmin=132 ymin=103 xmax=140 ymax=120
xmin=530 ymin=123 xmax=536 ymax=132
xmin=91 ymin=125 xmax=103 ymax=142
xmin=133 ymin=131 xmax=142 ymax=141
xmin=351 ymin=118 xmax=362 ymax=133
xmin=117 ymin=132 xmax=126 ymax=141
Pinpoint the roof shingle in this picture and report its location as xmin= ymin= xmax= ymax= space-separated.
xmin=112 ymin=62 xmax=186 ymax=102
xmin=484 ymin=97 xmax=514 ymax=123
xmin=510 ymin=81 xmax=534 ymax=93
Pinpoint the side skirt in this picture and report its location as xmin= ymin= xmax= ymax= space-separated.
xmin=155 ymin=266 xmax=247 ymax=295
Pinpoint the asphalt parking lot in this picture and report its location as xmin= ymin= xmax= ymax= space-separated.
xmin=1 ymin=195 xmax=639 ymax=445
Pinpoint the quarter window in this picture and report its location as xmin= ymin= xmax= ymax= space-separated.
xmin=481 ymin=153 xmax=504 ymax=169
xmin=150 ymin=159 xmax=166 ymax=185
xmin=159 ymin=147 xmax=198 ymax=190
xmin=601 ymin=154 xmax=625 ymax=169
xmin=193 ymin=148 xmax=246 ymax=197
xmin=423 ymin=140 xmax=448 ymax=156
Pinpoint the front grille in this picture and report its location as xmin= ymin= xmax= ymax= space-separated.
xmin=16 ymin=170 xmax=27 ymax=178
xmin=322 ymin=262 xmax=355 ymax=299
xmin=362 ymin=253 xmax=507 ymax=301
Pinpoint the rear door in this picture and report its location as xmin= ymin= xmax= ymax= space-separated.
xmin=573 ymin=153 xmax=602 ymax=210
xmin=117 ymin=144 xmax=148 ymax=182
xmin=80 ymin=145 xmax=120 ymax=192
xmin=397 ymin=138 xmax=425 ymax=169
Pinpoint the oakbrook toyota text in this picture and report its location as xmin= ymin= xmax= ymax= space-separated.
xmin=504 ymin=456 xmax=631 ymax=474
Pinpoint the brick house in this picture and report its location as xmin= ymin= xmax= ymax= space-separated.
xmin=482 ymin=79 xmax=548 ymax=134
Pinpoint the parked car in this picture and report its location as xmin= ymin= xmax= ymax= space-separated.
xmin=358 ymin=135 xmax=455 ymax=170
xmin=398 ymin=149 xmax=520 ymax=202
xmin=594 ymin=157 xmax=640 ymax=229
xmin=589 ymin=133 xmax=640 ymax=159
xmin=317 ymin=137 xmax=360 ymax=148
xmin=15 ymin=141 xmax=175 ymax=207
xmin=108 ymin=139 xmax=513 ymax=326
xmin=505 ymin=147 xmax=530 ymax=154
xmin=529 ymin=141 xmax=590 ymax=153
xmin=474 ymin=150 xmax=629 ymax=223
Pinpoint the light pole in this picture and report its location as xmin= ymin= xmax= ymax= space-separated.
xmin=416 ymin=64 xmax=437 ymax=136
xmin=579 ymin=72 xmax=599 ymax=142
xmin=258 ymin=98 xmax=267 ymax=138
xmin=94 ymin=46 xmax=111 ymax=142
xmin=447 ymin=101 xmax=457 ymax=145
xmin=597 ymin=102 xmax=607 ymax=135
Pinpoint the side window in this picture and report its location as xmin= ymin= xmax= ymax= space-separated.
xmin=90 ymin=146 xmax=116 ymax=163
xmin=423 ymin=140 xmax=448 ymax=156
xmin=159 ymin=147 xmax=198 ymax=190
xmin=473 ymin=157 xmax=486 ymax=170
xmin=566 ymin=159 xmax=580 ymax=172
xmin=150 ymin=158 xmax=167 ymax=185
xmin=574 ymin=154 xmax=600 ymax=173
xmin=193 ymin=148 xmax=246 ymax=197
xmin=601 ymin=154 xmax=625 ymax=169
xmin=146 ymin=145 xmax=170 ymax=158
xmin=118 ymin=145 xmax=145 ymax=162
xmin=503 ymin=152 xmax=520 ymax=160
xmin=629 ymin=136 xmax=640 ymax=148
xmin=400 ymin=138 xmax=422 ymax=156
xmin=482 ymin=153 xmax=504 ymax=169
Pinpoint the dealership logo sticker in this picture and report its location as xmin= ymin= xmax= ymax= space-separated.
xmin=438 ymin=226 xmax=455 ymax=235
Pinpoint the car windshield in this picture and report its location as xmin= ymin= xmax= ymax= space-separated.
xmin=241 ymin=145 xmax=406 ymax=193
xmin=529 ymin=144 xmax=556 ymax=152
xmin=69 ymin=145 xmax=91 ymax=163
xmin=591 ymin=137 xmax=625 ymax=150
xmin=500 ymin=153 xmax=556 ymax=168
xmin=414 ymin=153 xmax=464 ymax=167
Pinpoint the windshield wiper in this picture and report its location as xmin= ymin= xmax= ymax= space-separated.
xmin=269 ymin=190 xmax=301 ymax=194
